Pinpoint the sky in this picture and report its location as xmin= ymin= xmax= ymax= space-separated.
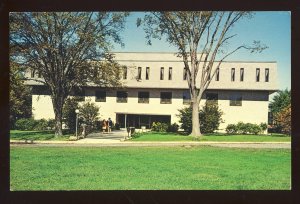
xmin=112 ymin=11 xmax=291 ymax=91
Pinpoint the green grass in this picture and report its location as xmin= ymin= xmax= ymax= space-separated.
xmin=10 ymin=146 xmax=291 ymax=190
xmin=131 ymin=132 xmax=291 ymax=142
xmin=10 ymin=130 xmax=71 ymax=141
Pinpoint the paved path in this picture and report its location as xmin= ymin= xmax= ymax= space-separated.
xmin=10 ymin=130 xmax=291 ymax=148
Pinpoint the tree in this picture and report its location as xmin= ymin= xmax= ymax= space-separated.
xmin=62 ymin=97 xmax=81 ymax=133
xmin=270 ymin=89 xmax=291 ymax=114
xmin=138 ymin=12 xmax=267 ymax=138
xmin=10 ymin=12 xmax=129 ymax=136
xmin=78 ymin=100 xmax=100 ymax=128
xmin=9 ymin=62 xmax=32 ymax=129
xmin=274 ymin=104 xmax=291 ymax=135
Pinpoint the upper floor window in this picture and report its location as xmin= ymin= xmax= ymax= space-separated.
xmin=137 ymin=67 xmax=142 ymax=80
xmin=123 ymin=67 xmax=127 ymax=80
xmin=168 ymin=67 xmax=172 ymax=80
xmin=30 ymin=70 xmax=35 ymax=78
xmin=183 ymin=67 xmax=187 ymax=80
xmin=95 ymin=91 xmax=106 ymax=102
xmin=215 ymin=68 xmax=219 ymax=81
xmin=240 ymin=68 xmax=244 ymax=82
xmin=265 ymin=68 xmax=269 ymax=82
xmin=231 ymin=68 xmax=235 ymax=81
xmin=160 ymin=67 xmax=164 ymax=80
xmin=117 ymin=91 xmax=128 ymax=103
xmin=146 ymin=67 xmax=150 ymax=80
xmin=160 ymin=92 xmax=172 ymax=104
xmin=138 ymin=92 xmax=149 ymax=104
xmin=183 ymin=91 xmax=191 ymax=105
xmin=206 ymin=93 xmax=218 ymax=104
xmin=229 ymin=93 xmax=242 ymax=106
xmin=256 ymin=68 xmax=260 ymax=82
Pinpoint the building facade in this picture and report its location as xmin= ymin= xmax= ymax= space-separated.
xmin=27 ymin=52 xmax=278 ymax=132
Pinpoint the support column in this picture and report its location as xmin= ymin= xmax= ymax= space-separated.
xmin=125 ymin=114 xmax=127 ymax=128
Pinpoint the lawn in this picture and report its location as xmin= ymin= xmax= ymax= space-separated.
xmin=10 ymin=130 xmax=71 ymax=141
xmin=131 ymin=132 xmax=291 ymax=142
xmin=10 ymin=146 xmax=291 ymax=190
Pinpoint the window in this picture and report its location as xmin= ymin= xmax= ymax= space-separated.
xmin=230 ymin=93 xmax=242 ymax=106
xmin=117 ymin=91 xmax=128 ymax=103
xmin=256 ymin=68 xmax=260 ymax=82
xmin=95 ymin=91 xmax=106 ymax=102
xmin=206 ymin=93 xmax=218 ymax=104
xmin=231 ymin=68 xmax=235 ymax=81
xmin=37 ymin=71 xmax=42 ymax=78
xmin=168 ymin=67 xmax=172 ymax=80
xmin=160 ymin=92 xmax=172 ymax=104
xmin=146 ymin=67 xmax=150 ymax=80
xmin=123 ymin=67 xmax=127 ymax=79
xmin=240 ymin=68 xmax=244 ymax=82
xmin=137 ymin=67 xmax=142 ymax=80
xmin=183 ymin=91 xmax=191 ymax=104
xmin=138 ymin=92 xmax=149 ymax=103
xmin=207 ymin=73 xmax=211 ymax=80
xmin=215 ymin=68 xmax=219 ymax=81
xmin=30 ymin=70 xmax=35 ymax=78
xmin=265 ymin=68 xmax=269 ymax=82
xmin=183 ymin=67 xmax=187 ymax=80
xmin=160 ymin=67 xmax=164 ymax=80
xmin=74 ymin=88 xmax=85 ymax=101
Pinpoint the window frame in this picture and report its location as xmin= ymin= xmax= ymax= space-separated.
xmin=138 ymin=91 xmax=150 ymax=104
xmin=182 ymin=90 xmax=191 ymax=105
xmin=123 ymin=66 xmax=127 ymax=80
xmin=160 ymin=92 xmax=172 ymax=104
xmin=256 ymin=68 xmax=260 ymax=82
xmin=265 ymin=68 xmax=269 ymax=82
xmin=183 ymin=67 xmax=187 ymax=80
xmin=240 ymin=68 xmax=244 ymax=82
xmin=146 ymin=67 xmax=150 ymax=80
xmin=229 ymin=93 xmax=242 ymax=106
xmin=116 ymin=91 xmax=128 ymax=103
xmin=168 ymin=67 xmax=172 ymax=80
xmin=95 ymin=91 xmax=106 ymax=102
xmin=160 ymin=67 xmax=164 ymax=80
xmin=231 ymin=68 xmax=235 ymax=81
xmin=215 ymin=68 xmax=219 ymax=81
xmin=137 ymin=67 xmax=142 ymax=80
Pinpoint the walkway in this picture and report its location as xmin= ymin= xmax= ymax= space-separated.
xmin=76 ymin=130 xmax=128 ymax=143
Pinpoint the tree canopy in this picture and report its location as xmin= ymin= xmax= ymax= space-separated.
xmin=138 ymin=11 xmax=267 ymax=137
xmin=9 ymin=12 xmax=129 ymax=136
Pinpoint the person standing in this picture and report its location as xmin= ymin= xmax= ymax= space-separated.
xmin=102 ymin=119 xmax=107 ymax=133
xmin=108 ymin=118 xmax=113 ymax=132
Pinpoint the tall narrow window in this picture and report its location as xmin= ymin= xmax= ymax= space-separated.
xmin=117 ymin=91 xmax=128 ymax=103
xmin=146 ymin=67 xmax=150 ymax=80
xmin=30 ymin=70 xmax=35 ymax=78
xmin=168 ymin=67 xmax=172 ymax=80
xmin=160 ymin=67 xmax=164 ymax=80
xmin=207 ymin=73 xmax=211 ymax=80
xmin=37 ymin=71 xmax=42 ymax=78
xmin=123 ymin=67 xmax=127 ymax=79
xmin=240 ymin=68 xmax=244 ymax=82
xmin=215 ymin=68 xmax=219 ymax=81
xmin=256 ymin=68 xmax=260 ymax=82
xmin=95 ymin=91 xmax=106 ymax=102
xmin=231 ymin=68 xmax=235 ymax=81
xmin=137 ymin=67 xmax=142 ymax=80
xmin=265 ymin=68 xmax=269 ymax=82
xmin=183 ymin=67 xmax=187 ymax=80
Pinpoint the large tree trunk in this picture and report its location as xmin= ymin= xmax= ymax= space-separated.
xmin=190 ymin=100 xmax=202 ymax=138
xmin=52 ymin=95 xmax=64 ymax=137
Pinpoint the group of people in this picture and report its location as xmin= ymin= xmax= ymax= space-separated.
xmin=102 ymin=118 xmax=113 ymax=133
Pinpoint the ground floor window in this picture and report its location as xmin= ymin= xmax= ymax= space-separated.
xmin=117 ymin=91 xmax=128 ymax=103
xmin=229 ymin=93 xmax=242 ymax=106
xmin=160 ymin=92 xmax=172 ymax=104
xmin=116 ymin=114 xmax=171 ymax=129
xmin=138 ymin=92 xmax=149 ymax=103
xmin=95 ymin=91 xmax=106 ymax=102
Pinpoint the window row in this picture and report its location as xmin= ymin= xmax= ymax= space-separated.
xmin=122 ymin=67 xmax=270 ymax=82
xmin=95 ymin=91 xmax=242 ymax=106
xmin=231 ymin=68 xmax=269 ymax=82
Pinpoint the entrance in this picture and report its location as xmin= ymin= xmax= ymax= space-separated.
xmin=116 ymin=114 xmax=171 ymax=129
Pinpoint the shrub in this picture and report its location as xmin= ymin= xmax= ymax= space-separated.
xmin=34 ymin=119 xmax=49 ymax=130
xmin=259 ymin=122 xmax=268 ymax=133
xmin=225 ymin=124 xmax=237 ymax=134
xmin=15 ymin=118 xmax=37 ymax=130
xmin=167 ymin=123 xmax=179 ymax=133
xmin=78 ymin=100 xmax=100 ymax=130
xmin=274 ymin=104 xmax=291 ymax=135
xmin=63 ymin=97 xmax=81 ymax=133
xmin=177 ymin=101 xmax=223 ymax=134
xmin=151 ymin=122 xmax=168 ymax=132
xmin=199 ymin=101 xmax=223 ymax=133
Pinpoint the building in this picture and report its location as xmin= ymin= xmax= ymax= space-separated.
xmin=26 ymin=52 xmax=278 ymax=132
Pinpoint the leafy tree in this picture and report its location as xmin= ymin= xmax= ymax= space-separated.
xmin=138 ymin=12 xmax=267 ymax=138
xmin=78 ymin=100 xmax=100 ymax=129
xmin=10 ymin=12 xmax=129 ymax=136
xmin=177 ymin=101 xmax=223 ymax=134
xmin=274 ymin=104 xmax=291 ymax=135
xmin=9 ymin=62 xmax=32 ymax=129
xmin=270 ymin=89 xmax=291 ymax=114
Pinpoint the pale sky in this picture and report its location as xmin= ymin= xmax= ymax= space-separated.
xmin=112 ymin=11 xmax=291 ymax=91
